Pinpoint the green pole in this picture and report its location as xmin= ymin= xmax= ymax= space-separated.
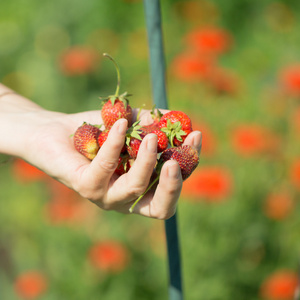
xmin=143 ymin=1 xmax=183 ymax=300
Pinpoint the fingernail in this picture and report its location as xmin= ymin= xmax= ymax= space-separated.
xmin=117 ymin=119 xmax=128 ymax=135
xmin=146 ymin=134 xmax=157 ymax=153
xmin=167 ymin=161 xmax=181 ymax=178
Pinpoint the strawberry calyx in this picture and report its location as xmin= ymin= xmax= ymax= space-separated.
xmin=150 ymin=106 xmax=163 ymax=123
xmin=160 ymin=119 xmax=186 ymax=147
xmin=125 ymin=120 xmax=143 ymax=146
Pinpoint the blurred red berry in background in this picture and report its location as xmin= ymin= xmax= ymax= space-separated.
xmin=88 ymin=240 xmax=130 ymax=273
xmin=44 ymin=179 xmax=94 ymax=225
xmin=170 ymin=52 xmax=215 ymax=82
xmin=290 ymin=159 xmax=300 ymax=190
xmin=14 ymin=271 xmax=48 ymax=299
xmin=206 ymin=67 xmax=240 ymax=95
xmin=279 ymin=64 xmax=300 ymax=97
xmin=263 ymin=191 xmax=294 ymax=220
xmin=260 ymin=270 xmax=298 ymax=300
xmin=184 ymin=26 xmax=233 ymax=56
xmin=231 ymin=124 xmax=280 ymax=157
xmin=11 ymin=159 xmax=47 ymax=183
xmin=45 ymin=196 xmax=81 ymax=224
xmin=59 ymin=46 xmax=100 ymax=76
xmin=182 ymin=166 xmax=232 ymax=202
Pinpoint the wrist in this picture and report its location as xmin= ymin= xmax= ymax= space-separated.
xmin=0 ymin=88 xmax=52 ymax=158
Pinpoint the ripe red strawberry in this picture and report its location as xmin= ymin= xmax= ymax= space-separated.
xmin=140 ymin=123 xmax=160 ymax=137
xmin=129 ymin=145 xmax=199 ymax=213
xmin=158 ymin=145 xmax=199 ymax=180
xmin=97 ymin=129 xmax=109 ymax=148
xmin=152 ymin=129 xmax=168 ymax=153
xmin=98 ymin=129 xmax=126 ymax=153
xmin=100 ymin=54 xmax=132 ymax=129
xmin=73 ymin=123 xmax=100 ymax=160
xmin=126 ymin=121 xmax=142 ymax=159
xmin=127 ymin=138 xmax=142 ymax=159
xmin=159 ymin=111 xmax=192 ymax=147
xmin=101 ymin=98 xmax=132 ymax=129
xmin=115 ymin=155 xmax=131 ymax=176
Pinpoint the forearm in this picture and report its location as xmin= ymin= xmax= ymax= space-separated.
xmin=0 ymin=84 xmax=47 ymax=158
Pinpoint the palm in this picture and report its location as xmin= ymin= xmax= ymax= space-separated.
xmin=32 ymin=109 xmax=154 ymax=187
xmin=29 ymin=108 xmax=201 ymax=218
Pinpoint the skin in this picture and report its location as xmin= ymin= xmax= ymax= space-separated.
xmin=0 ymin=83 xmax=202 ymax=220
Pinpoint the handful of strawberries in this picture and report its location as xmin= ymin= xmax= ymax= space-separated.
xmin=73 ymin=54 xmax=200 ymax=212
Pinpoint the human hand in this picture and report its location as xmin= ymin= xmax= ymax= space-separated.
xmin=22 ymin=109 xmax=202 ymax=219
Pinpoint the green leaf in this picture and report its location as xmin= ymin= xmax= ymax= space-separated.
xmin=131 ymin=131 xmax=142 ymax=140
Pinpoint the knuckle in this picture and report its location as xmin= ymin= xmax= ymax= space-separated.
xmin=96 ymin=200 xmax=114 ymax=211
xmin=127 ymin=183 xmax=147 ymax=199
xmin=154 ymin=209 xmax=176 ymax=220
xmin=98 ymin=158 xmax=118 ymax=173
xmin=79 ymin=189 xmax=97 ymax=201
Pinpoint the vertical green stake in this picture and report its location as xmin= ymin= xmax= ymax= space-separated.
xmin=143 ymin=1 xmax=183 ymax=300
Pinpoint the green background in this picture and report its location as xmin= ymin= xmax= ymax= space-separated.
xmin=0 ymin=0 xmax=300 ymax=299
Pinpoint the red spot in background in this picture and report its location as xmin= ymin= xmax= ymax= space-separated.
xmin=44 ymin=178 xmax=95 ymax=225
xmin=279 ymin=64 xmax=300 ymax=97
xmin=182 ymin=166 xmax=233 ymax=202
xmin=59 ymin=46 xmax=100 ymax=76
xmin=290 ymin=159 xmax=300 ymax=191
xmin=263 ymin=191 xmax=294 ymax=220
xmin=14 ymin=270 xmax=48 ymax=300
xmin=184 ymin=26 xmax=233 ymax=56
xmin=88 ymin=240 xmax=130 ymax=273
xmin=170 ymin=51 xmax=215 ymax=82
xmin=12 ymin=159 xmax=47 ymax=183
xmin=260 ymin=270 xmax=298 ymax=300
xmin=231 ymin=124 xmax=280 ymax=157
xmin=206 ymin=66 xmax=240 ymax=95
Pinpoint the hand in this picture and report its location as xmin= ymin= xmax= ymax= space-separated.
xmin=22 ymin=109 xmax=202 ymax=219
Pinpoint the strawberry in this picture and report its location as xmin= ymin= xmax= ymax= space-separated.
xmin=98 ymin=129 xmax=126 ymax=153
xmin=129 ymin=145 xmax=199 ymax=213
xmin=140 ymin=123 xmax=160 ymax=137
xmin=126 ymin=121 xmax=143 ymax=159
xmin=73 ymin=123 xmax=100 ymax=160
xmin=127 ymin=138 xmax=142 ymax=159
xmin=100 ymin=54 xmax=133 ymax=129
xmin=152 ymin=129 xmax=168 ymax=153
xmin=101 ymin=98 xmax=132 ymax=129
xmin=97 ymin=129 xmax=110 ymax=148
xmin=159 ymin=111 xmax=192 ymax=147
xmin=157 ymin=145 xmax=199 ymax=180
xmin=115 ymin=155 xmax=131 ymax=176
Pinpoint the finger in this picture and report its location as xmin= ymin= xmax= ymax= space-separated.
xmin=183 ymin=131 xmax=202 ymax=154
xmin=107 ymin=133 xmax=158 ymax=205
xmin=131 ymin=160 xmax=182 ymax=219
xmin=81 ymin=119 xmax=128 ymax=193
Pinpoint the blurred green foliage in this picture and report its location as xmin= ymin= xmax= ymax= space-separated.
xmin=1 ymin=0 xmax=300 ymax=299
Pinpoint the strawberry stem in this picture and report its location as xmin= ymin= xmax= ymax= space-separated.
xmin=129 ymin=176 xmax=159 ymax=213
xmin=103 ymin=53 xmax=121 ymax=97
